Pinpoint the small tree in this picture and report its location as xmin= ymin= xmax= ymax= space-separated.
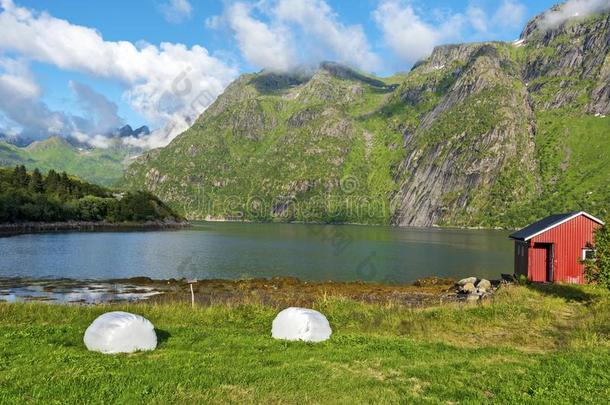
xmin=58 ymin=172 xmax=71 ymax=197
xmin=582 ymin=221 xmax=610 ymax=289
xmin=29 ymin=168 xmax=45 ymax=193
xmin=12 ymin=165 xmax=29 ymax=187
xmin=45 ymin=169 xmax=60 ymax=192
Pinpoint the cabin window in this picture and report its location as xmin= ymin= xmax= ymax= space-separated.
xmin=582 ymin=248 xmax=596 ymax=260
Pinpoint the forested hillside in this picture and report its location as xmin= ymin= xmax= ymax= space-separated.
xmin=0 ymin=166 xmax=182 ymax=224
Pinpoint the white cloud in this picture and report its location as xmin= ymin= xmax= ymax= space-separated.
xmin=215 ymin=0 xmax=380 ymax=72
xmin=226 ymin=2 xmax=296 ymax=72
xmin=204 ymin=14 xmax=223 ymax=30
xmin=373 ymin=1 xmax=465 ymax=65
xmin=0 ymin=56 xmax=68 ymax=138
xmin=373 ymin=0 xmax=529 ymax=65
xmin=493 ymin=0 xmax=527 ymax=29
xmin=71 ymin=131 xmax=113 ymax=149
xmin=158 ymin=0 xmax=192 ymax=24
xmin=467 ymin=5 xmax=488 ymax=33
xmin=0 ymin=56 xmax=39 ymax=99
xmin=69 ymin=81 xmax=124 ymax=135
xmin=274 ymin=0 xmax=380 ymax=72
xmin=0 ymin=59 xmax=118 ymax=146
xmin=539 ymin=0 xmax=610 ymax=30
xmin=0 ymin=0 xmax=238 ymax=148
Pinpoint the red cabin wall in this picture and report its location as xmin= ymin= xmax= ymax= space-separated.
xmin=527 ymin=215 xmax=601 ymax=284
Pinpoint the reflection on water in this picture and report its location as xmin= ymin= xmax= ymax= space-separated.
xmin=0 ymin=222 xmax=513 ymax=283
xmin=0 ymin=279 xmax=161 ymax=304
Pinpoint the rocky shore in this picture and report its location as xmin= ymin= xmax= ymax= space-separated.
xmin=1 ymin=276 xmax=505 ymax=307
xmin=455 ymin=277 xmax=499 ymax=302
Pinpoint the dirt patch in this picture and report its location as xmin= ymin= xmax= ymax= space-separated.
xmin=134 ymin=276 xmax=459 ymax=308
xmin=1 ymin=276 xmax=462 ymax=307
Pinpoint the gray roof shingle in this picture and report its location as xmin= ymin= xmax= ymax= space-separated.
xmin=509 ymin=212 xmax=604 ymax=241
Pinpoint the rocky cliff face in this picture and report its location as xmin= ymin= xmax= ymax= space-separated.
xmin=392 ymin=43 xmax=539 ymax=226
xmin=521 ymin=10 xmax=610 ymax=113
xmin=124 ymin=8 xmax=610 ymax=228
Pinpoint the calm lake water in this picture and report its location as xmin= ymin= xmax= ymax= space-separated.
xmin=0 ymin=222 xmax=513 ymax=283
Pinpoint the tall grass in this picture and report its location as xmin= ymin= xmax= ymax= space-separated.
xmin=1 ymin=284 xmax=609 ymax=403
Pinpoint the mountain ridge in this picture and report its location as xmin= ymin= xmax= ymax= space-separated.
xmin=122 ymin=6 xmax=610 ymax=228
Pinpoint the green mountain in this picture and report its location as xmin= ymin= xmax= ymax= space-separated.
xmin=122 ymin=8 xmax=610 ymax=228
xmin=0 ymin=136 xmax=136 ymax=187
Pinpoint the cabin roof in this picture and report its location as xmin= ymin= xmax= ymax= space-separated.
xmin=509 ymin=211 xmax=605 ymax=241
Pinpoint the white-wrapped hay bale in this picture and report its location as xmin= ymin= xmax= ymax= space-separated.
xmin=84 ymin=311 xmax=157 ymax=354
xmin=272 ymin=307 xmax=332 ymax=342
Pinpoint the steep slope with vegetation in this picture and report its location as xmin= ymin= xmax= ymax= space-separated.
xmin=123 ymin=8 xmax=610 ymax=228
xmin=0 ymin=136 xmax=136 ymax=187
xmin=0 ymin=166 xmax=182 ymax=224
xmin=124 ymin=63 xmax=405 ymax=224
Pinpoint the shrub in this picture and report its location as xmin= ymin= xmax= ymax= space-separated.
xmin=583 ymin=221 xmax=610 ymax=289
xmin=76 ymin=196 xmax=117 ymax=221
xmin=516 ymin=274 xmax=530 ymax=285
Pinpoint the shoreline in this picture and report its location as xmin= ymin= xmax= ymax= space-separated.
xmin=0 ymin=220 xmax=190 ymax=236
xmin=0 ymin=276 xmax=474 ymax=307
xmin=0 ymin=217 xmax=514 ymax=234
xmin=193 ymin=217 xmax=513 ymax=231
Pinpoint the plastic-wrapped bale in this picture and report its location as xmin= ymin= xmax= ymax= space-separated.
xmin=272 ymin=307 xmax=332 ymax=342
xmin=84 ymin=311 xmax=157 ymax=354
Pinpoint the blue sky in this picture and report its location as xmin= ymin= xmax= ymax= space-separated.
xmin=0 ymin=0 xmax=588 ymax=147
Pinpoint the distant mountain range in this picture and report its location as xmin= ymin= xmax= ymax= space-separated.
xmin=121 ymin=5 xmax=610 ymax=228
xmin=115 ymin=125 xmax=151 ymax=139
xmin=0 ymin=124 xmax=150 ymax=148
xmin=0 ymin=124 xmax=149 ymax=186
xmin=0 ymin=133 xmax=34 ymax=148
xmin=0 ymin=136 xmax=142 ymax=187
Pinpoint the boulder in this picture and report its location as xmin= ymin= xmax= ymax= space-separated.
xmin=272 ymin=307 xmax=332 ymax=342
xmin=477 ymin=279 xmax=492 ymax=291
xmin=84 ymin=311 xmax=157 ymax=354
xmin=458 ymin=277 xmax=477 ymax=286
xmin=460 ymin=282 xmax=476 ymax=294
xmin=466 ymin=293 xmax=480 ymax=302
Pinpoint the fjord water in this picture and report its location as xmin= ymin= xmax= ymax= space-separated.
xmin=0 ymin=222 xmax=512 ymax=283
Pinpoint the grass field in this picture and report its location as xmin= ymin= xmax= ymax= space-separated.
xmin=1 ymin=284 xmax=609 ymax=404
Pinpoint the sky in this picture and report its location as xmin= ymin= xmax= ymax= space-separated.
xmin=0 ymin=0 xmax=607 ymax=149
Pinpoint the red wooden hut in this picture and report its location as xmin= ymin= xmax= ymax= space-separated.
xmin=509 ymin=212 xmax=604 ymax=284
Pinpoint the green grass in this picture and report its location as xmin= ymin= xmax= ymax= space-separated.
xmin=535 ymin=111 xmax=610 ymax=212
xmin=498 ymin=110 xmax=610 ymax=226
xmin=1 ymin=284 xmax=609 ymax=403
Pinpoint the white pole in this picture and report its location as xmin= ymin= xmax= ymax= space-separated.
xmin=190 ymin=283 xmax=195 ymax=308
